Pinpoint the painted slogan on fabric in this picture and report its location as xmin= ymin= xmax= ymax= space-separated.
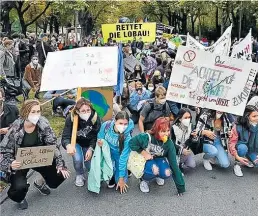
xmin=166 ymin=46 xmax=258 ymax=116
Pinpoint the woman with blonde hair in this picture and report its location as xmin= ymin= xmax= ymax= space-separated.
xmin=62 ymin=97 xmax=101 ymax=187
xmin=0 ymin=99 xmax=69 ymax=210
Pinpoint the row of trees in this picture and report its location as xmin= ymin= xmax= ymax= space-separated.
xmin=1 ymin=0 xmax=258 ymax=39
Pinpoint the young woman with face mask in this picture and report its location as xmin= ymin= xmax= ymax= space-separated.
xmin=171 ymin=108 xmax=197 ymax=172
xmin=61 ymin=98 xmax=101 ymax=187
xmin=229 ymin=105 xmax=258 ymax=177
xmin=129 ymin=64 xmax=146 ymax=84
xmin=0 ymin=100 xmax=69 ymax=210
xmin=196 ymin=109 xmax=232 ymax=171
xmin=129 ymin=117 xmax=185 ymax=196
xmin=97 ymin=111 xmax=134 ymax=194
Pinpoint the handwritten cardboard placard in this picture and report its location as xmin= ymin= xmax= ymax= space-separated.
xmin=40 ymin=47 xmax=118 ymax=91
xmin=16 ymin=146 xmax=55 ymax=170
xmin=166 ymin=46 xmax=258 ymax=116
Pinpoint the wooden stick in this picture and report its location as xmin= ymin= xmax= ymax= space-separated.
xmin=71 ymin=87 xmax=82 ymax=147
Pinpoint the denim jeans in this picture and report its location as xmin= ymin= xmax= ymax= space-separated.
xmin=203 ymin=137 xmax=230 ymax=168
xmin=72 ymin=144 xmax=91 ymax=175
xmin=142 ymin=158 xmax=171 ymax=181
xmin=180 ymin=152 xmax=196 ymax=169
xmin=237 ymin=143 xmax=258 ymax=166
xmin=53 ymin=97 xmax=75 ymax=112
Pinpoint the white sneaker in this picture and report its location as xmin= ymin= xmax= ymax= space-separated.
xmin=75 ymin=175 xmax=85 ymax=187
xmin=234 ymin=164 xmax=243 ymax=177
xmin=156 ymin=177 xmax=165 ymax=186
xmin=203 ymin=159 xmax=213 ymax=171
xmin=140 ymin=180 xmax=149 ymax=193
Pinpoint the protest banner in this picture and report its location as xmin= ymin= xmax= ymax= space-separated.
xmin=40 ymin=47 xmax=118 ymax=91
xmin=124 ymin=55 xmax=146 ymax=73
xmin=81 ymin=87 xmax=113 ymax=121
xmin=102 ymin=22 xmax=156 ymax=43
xmin=16 ymin=146 xmax=55 ymax=170
xmin=231 ymin=29 xmax=252 ymax=61
xmin=186 ymin=24 xmax=232 ymax=56
xmin=166 ymin=46 xmax=258 ymax=116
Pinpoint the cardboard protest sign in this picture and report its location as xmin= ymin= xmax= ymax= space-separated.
xmin=166 ymin=46 xmax=258 ymax=116
xmin=231 ymin=29 xmax=252 ymax=61
xmin=187 ymin=24 xmax=232 ymax=56
xmin=124 ymin=55 xmax=146 ymax=73
xmin=16 ymin=146 xmax=55 ymax=170
xmin=81 ymin=87 xmax=113 ymax=121
xmin=40 ymin=47 xmax=118 ymax=91
xmin=102 ymin=23 xmax=156 ymax=43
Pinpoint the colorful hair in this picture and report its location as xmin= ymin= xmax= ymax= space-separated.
xmin=149 ymin=117 xmax=170 ymax=140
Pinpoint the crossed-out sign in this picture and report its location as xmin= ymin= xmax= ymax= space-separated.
xmin=183 ymin=50 xmax=196 ymax=62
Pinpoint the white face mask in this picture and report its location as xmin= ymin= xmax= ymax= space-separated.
xmin=181 ymin=118 xmax=191 ymax=127
xmin=28 ymin=114 xmax=40 ymax=125
xmin=250 ymin=121 xmax=258 ymax=127
xmin=216 ymin=113 xmax=222 ymax=119
xmin=251 ymin=86 xmax=256 ymax=92
xmin=159 ymin=99 xmax=166 ymax=104
xmin=32 ymin=60 xmax=38 ymax=65
xmin=116 ymin=124 xmax=127 ymax=133
xmin=79 ymin=113 xmax=91 ymax=121
xmin=148 ymin=87 xmax=154 ymax=91
xmin=123 ymin=83 xmax=127 ymax=88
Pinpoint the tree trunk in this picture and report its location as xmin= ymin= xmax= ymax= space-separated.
xmin=191 ymin=16 xmax=195 ymax=35
xmin=198 ymin=15 xmax=201 ymax=39
xmin=160 ymin=14 xmax=163 ymax=23
xmin=181 ymin=12 xmax=187 ymax=34
xmin=54 ymin=16 xmax=59 ymax=35
xmin=19 ymin=14 xmax=27 ymax=35
xmin=49 ymin=16 xmax=54 ymax=34
xmin=215 ymin=7 xmax=220 ymax=37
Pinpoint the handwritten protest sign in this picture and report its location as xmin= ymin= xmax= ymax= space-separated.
xmin=166 ymin=46 xmax=258 ymax=116
xmin=81 ymin=87 xmax=113 ymax=121
xmin=231 ymin=29 xmax=252 ymax=61
xmin=102 ymin=23 xmax=156 ymax=43
xmin=124 ymin=55 xmax=146 ymax=73
xmin=16 ymin=146 xmax=55 ymax=170
xmin=187 ymin=24 xmax=232 ymax=56
xmin=40 ymin=47 xmax=118 ymax=91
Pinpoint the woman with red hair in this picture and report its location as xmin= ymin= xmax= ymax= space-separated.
xmin=129 ymin=117 xmax=185 ymax=196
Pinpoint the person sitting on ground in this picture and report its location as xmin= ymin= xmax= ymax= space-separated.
xmin=62 ymin=98 xmax=101 ymax=187
xmin=171 ymin=108 xmax=198 ymax=173
xmin=156 ymin=59 xmax=167 ymax=77
xmin=139 ymin=86 xmax=171 ymax=132
xmin=97 ymin=111 xmax=134 ymax=194
xmin=141 ymin=53 xmax=157 ymax=81
xmin=0 ymin=88 xmax=19 ymax=142
xmin=129 ymin=117 xmax=185 ymax=195
xmin=152 ymin=70 xmax=164 ymax=89
xmin=146 ymin=82 xmax=155 ymax=98
xmin=163 ymin=69 xmax=172 ymax=90
xmin=129 ymin=64 xmax=146 ymax=84
xmin=129 ymin=81 xmax=151 ymax=124
xmin=0 ymin=99 xmax=69 ymax=210
xmin=23 ymin=55 xmax=42 ymax=99
xmin=229 ymin=105 xmax=258 ymax=177
xmin=166 ymin=58 xmax=175 ymax=71
xmin=196 ymin=109 xmax=232 ymax=171
xmin=43 ymin=89 xmax=76 ymax=116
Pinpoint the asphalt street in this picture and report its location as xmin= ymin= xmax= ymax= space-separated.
xmin=1 ymin=127 xmax=258 ymax=216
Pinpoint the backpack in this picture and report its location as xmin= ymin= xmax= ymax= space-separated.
xmin=140 ymin=99 xmax=167 ymax=119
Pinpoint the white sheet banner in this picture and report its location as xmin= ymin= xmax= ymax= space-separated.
xmin=186 ymin=24 xmax=232 ymax=56
xmin=166 ymin=46 xmax=258 ymax=116
xmin=231 ymin=30 xmax=252 ymax=61
xmin=40 ymin=47 xmax=118 ymax=91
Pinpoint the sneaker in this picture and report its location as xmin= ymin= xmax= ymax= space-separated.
xmin=128 ymin=170 xmax=132 ymax=178
xmin=75 ymin=175 xmax=85 ymax=187
xmin=139 ymin=180 xmax=149 ymax=193
xmin=246 ymin=161 xmax=254 ymax=168
xmin=203 ymin=159 xmax=213 ymax=171
xmin=33 ymin=181 xmax=51 ymax=195
xmin=155 ymin=177 xmax=165 ymax=186
xmin=234 ymin=164 xmax=243 ymax=177
xmin=18 ymin=198 xmax=28 ymax=210
xmin=108 ymin=176 xmax=116 ymax=189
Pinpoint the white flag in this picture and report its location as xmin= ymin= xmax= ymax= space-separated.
xmin=231 ymin=29 xmax=252 ymax=61
xmin=186 ymin=24 xmax=232 ymax=56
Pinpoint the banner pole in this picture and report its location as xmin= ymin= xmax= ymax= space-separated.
xmin=71 ymin=87 xmax=82 ymax=147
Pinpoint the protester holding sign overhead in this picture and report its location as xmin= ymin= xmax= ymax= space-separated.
xmin=0 ymin=99 xmax=69 ymax=210
xmin=62 ymin=98 xmax=101 ymax=187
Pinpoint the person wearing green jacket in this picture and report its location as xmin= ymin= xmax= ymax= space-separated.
xmin=129 ymin=117 xmax=185 ymax=196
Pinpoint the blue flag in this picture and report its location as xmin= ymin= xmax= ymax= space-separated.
xmin=114 ymin=44 xmax=124 ymax=96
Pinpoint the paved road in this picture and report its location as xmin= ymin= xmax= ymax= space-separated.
xmin=1 ymin=128 xmax=258 ymax=216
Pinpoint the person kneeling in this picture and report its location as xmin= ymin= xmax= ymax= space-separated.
xmin=129 ymin=117 xmax=185 ymax=196
xmin=0 ymin=100 xmax=69 ymax=210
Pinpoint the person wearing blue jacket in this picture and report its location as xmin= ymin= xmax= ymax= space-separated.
xmin=97 ymin=111 xmax=134 ymax=194
xmin=129 ymin=81 xmax=151 ymax=124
